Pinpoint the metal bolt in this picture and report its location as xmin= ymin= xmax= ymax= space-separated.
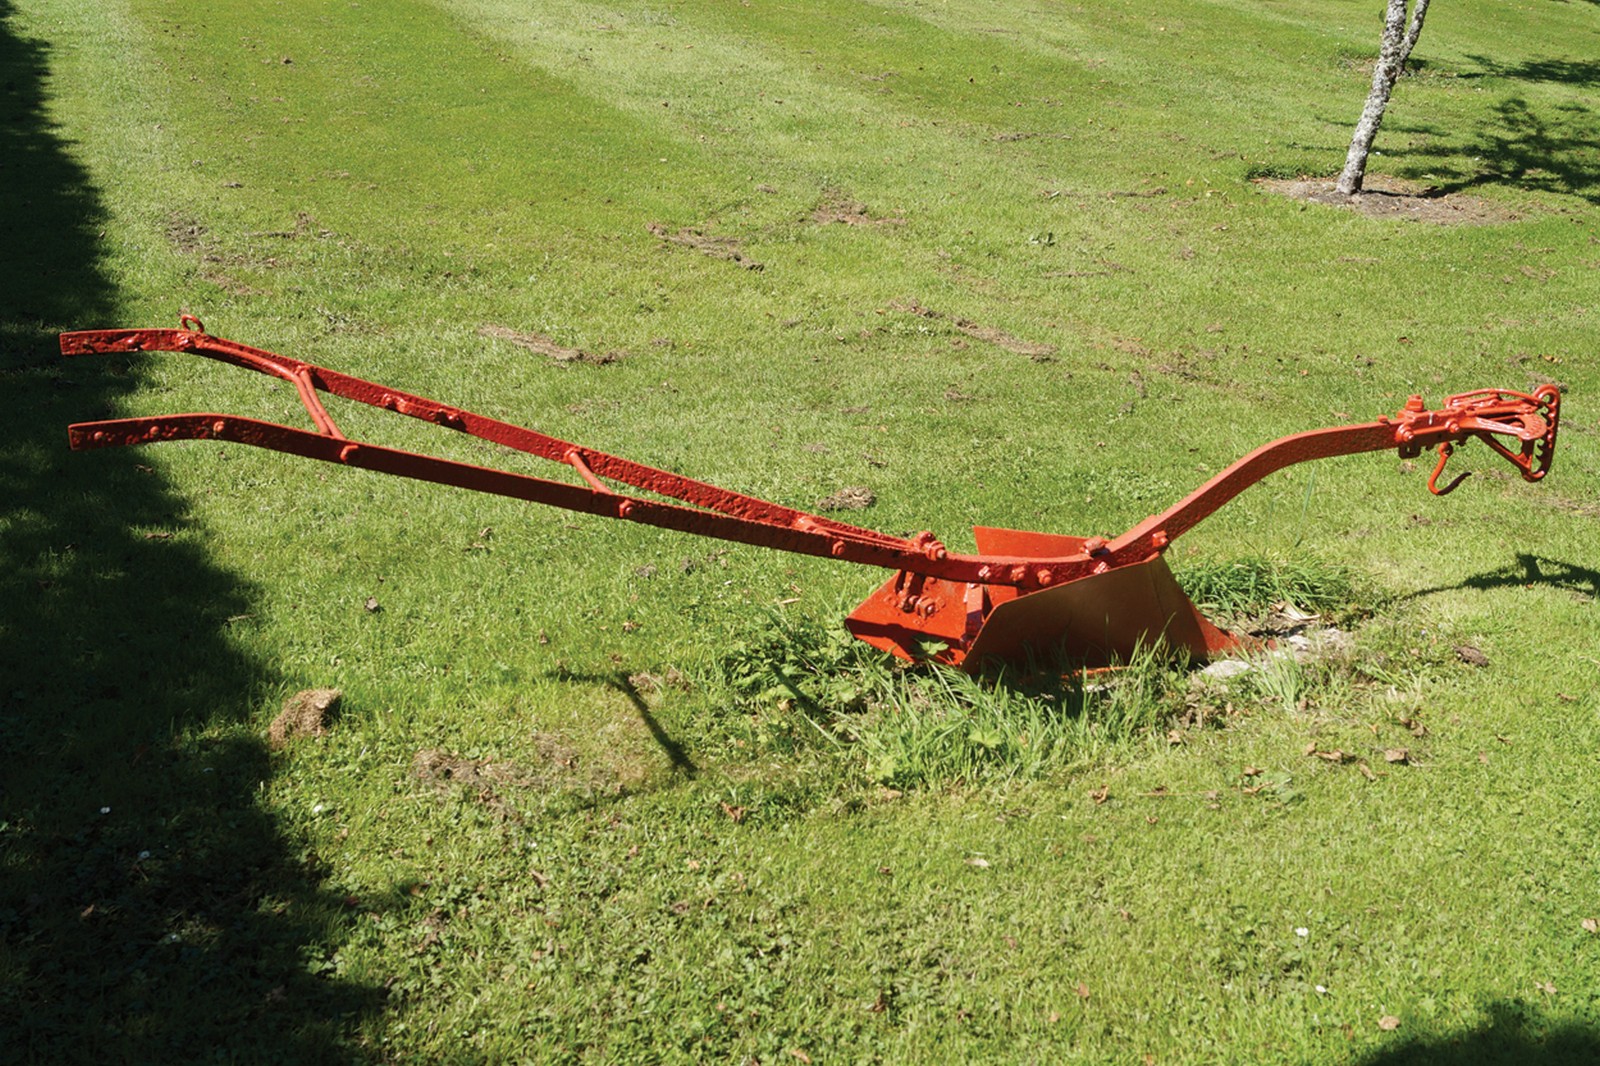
xmin=212 ymin=420 xmax=227 ymax=434
xmin=1084 ymin=536 xmax=1108 ymax=555
xmin=1036 ymin=569 xmax=1053 ymax=586
xmin=617 ymin=500 xmax=634 ymax=519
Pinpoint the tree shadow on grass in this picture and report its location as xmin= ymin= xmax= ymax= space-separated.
xmin=1352 ymin=1000 xmax=1600 ymax=1065
xmin=0 ymin=3 xmax=379 ymax=1060
xmin=1377 ymin=101 xmax=1600 ymax=204
xmin=1400 ymin=553 xmax=1599 ymax=604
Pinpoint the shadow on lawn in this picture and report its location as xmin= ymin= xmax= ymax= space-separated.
xmin=1355 ymin=1000 xmax=1600 ymax=1065
xmin=1402 ymin=553 xmax=1600 ymax=604
xmin=1378 ymin=66 xmax=1600 ymax=204
xmin=0 ymin=3 xmax=378 ymax=1060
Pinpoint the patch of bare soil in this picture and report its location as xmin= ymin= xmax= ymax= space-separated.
xmin=478 ymin=325 xmax=623 ymax=366
xmin=411 ymin=734 xmax=606 ymax=818
xmin=647 ymin=221 xmax=764 ymax=270
xmin=810 ymin=193 xmax=905 ymax=227
xmin=1256 ymin=177 xmax=1523 ymax=225
xmin=164 ymin=215 xmax=213 ymax=257
xmin=816 ymin=485 xmax=876 ymax=512
xmin=268 ymin=688 xmax=341 ymax=749
xmin=889 ymin=298 xmax=1058 ymax=360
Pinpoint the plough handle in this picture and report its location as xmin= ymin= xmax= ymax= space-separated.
xmin=62 ymin=319 xmax=1560 ymax=594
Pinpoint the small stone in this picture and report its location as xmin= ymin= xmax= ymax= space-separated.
xmin=1201 ymin=659 xmax=1253 ymax=680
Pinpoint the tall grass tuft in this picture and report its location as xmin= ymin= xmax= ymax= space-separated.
xmin=1176 ymin=556 xmax=1359 ymax=617
xmin=854 ymin=645 xmax=1187 ymax=788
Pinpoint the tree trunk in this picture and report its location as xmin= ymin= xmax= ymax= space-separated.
xmin=1335 ymin=0 xmax=1432 ymax=195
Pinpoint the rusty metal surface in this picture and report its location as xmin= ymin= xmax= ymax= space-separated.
xmin=61 ymin=319 xmax=1561 ymax=671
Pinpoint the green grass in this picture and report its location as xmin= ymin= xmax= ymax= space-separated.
xmin=4 ymin=0 xmax=1600 ymax=1061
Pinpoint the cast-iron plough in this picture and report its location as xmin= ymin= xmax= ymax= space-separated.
xmin=63 ymin=318 xmax=1560 ymax=670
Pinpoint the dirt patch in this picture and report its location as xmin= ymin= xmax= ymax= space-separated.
xmin=478 ymin=325 xmax=623 ymax=366
xmin=810 ymin=193 xmax=905 ymax=227
xmin=889 ymin=298 xmax=1057 ymax=360
xmin=1255 ymin=177 xmax=1523 ymax=225
xmin=816 ymin=485 xmax=876 ymax=512
xmin=164 ymin=215 xmax=214 ymax=257
xmin=267 ymin=688 xmax=341 ymax=749
xmin=411 ymin=734 xmax=606 ymax=818
xmin=646 ymin=221 xmax=763 ymax=271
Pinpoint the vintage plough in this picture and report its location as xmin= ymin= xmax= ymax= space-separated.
xmin=62 ymin=318 xmax=1560 ymax=671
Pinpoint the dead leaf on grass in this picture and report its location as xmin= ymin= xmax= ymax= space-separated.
xmin=1088 ymin=786 xmax=1110 ymax=805
xmin=1455 ymin=644 xmax=1490 ymax=667
xmin=1378 ymin=1015 xmax=1401 ymax=1031
xmin=1582 ymin=918 xmax=1599 ymax=934
xmin=1384 ymin=748 xmax=1410 ymax=764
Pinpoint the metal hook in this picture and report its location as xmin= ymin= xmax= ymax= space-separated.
xmin=1428 ymin=442 xmax=1470 ymax=496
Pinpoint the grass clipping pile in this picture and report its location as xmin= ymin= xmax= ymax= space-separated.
xmin=267 ymin=687 xmax=341 ymax=749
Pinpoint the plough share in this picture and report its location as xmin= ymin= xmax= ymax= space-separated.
xmin=63 ymin=318 xmax=1560 ymax=671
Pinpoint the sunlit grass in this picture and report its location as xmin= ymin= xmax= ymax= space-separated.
xmin=7 ymin=0 xmax=1600 ymax=1060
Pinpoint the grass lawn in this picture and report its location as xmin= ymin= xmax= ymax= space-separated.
xmin=3 ymin=0 xmax=1599 ymax=1061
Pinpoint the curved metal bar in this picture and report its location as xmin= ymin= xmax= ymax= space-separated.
xmin=61 ymin=321 xmax=1562 ymax=600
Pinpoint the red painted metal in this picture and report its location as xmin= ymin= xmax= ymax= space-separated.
xmin=61 ymin=319 xmax=1560 ymax=671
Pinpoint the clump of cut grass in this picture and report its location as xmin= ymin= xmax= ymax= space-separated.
xmin=703 ymin=606 xmax=897 ymax=745
xmin=705 ymin=612 xmax=1193 ymax=788
xmin=1176 ymin=556 xmax=1360 ymax=618
xmin=856 ymin=645 xmax=1189 ymax=788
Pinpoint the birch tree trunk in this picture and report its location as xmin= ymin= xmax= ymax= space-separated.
xmin=1335 ymin=0 xmax=1432 ymax=195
